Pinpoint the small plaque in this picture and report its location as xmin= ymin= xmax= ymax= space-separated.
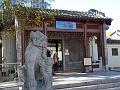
xmin=84 ymin=58 xmax=92 ymax=66
xmin=65 ymin=49 xmax=69 ymax=55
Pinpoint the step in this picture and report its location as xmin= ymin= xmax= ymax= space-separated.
xmin=55 ymin=81 xmax=120 ymax=90
xmin=56 ymin=86 xmax=120 ymax=90
xmin=99 ymin=87 xmax=120 ymax=90
xmin=0 ymin=87 xmax=22 ymax=90
xmin=54 ymin=77 xmax=120 ymax=89
xmin=0 ymin=81 xmax=23 ymax=90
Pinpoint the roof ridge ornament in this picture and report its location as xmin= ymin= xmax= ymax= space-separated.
xmin=88 ymin=9 xmax=105 ymax=17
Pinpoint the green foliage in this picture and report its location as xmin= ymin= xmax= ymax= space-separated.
xmin=0 ymin=0 xmax=55 ymax=37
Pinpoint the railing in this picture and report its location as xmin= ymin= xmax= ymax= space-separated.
xmin=0 ymin=63 xmax=20 ymax=82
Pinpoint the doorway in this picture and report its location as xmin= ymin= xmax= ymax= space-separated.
xmin=48 ymin=39 xmax=63 ymax=72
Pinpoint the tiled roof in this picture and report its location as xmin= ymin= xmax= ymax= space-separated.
xmin=110 ymin=30 xmax=120 ymax=37
xmin=30 ymin=8 xmax=112 ymax=25
xmin=107 ymin=39 xmax=120 ymax=44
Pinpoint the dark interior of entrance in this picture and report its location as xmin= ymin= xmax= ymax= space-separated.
xmin=48 ymin=39 xmax=63 ymax=72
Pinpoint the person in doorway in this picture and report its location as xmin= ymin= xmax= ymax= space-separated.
xmin=53 ymin=51 xmax=59 ymax=74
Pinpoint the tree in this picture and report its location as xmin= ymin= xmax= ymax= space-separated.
xmin=31 ymin=0 xmax=55 ymax=35
xmin=0 ymin=0 xmax=55 ymax=37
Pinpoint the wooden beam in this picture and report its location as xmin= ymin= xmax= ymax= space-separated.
xmin=87 ymin=29 xmax=100 ymax=33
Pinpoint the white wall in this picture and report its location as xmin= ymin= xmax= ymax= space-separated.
xmin=107 ymin=44 xmax=120 ymax=68
xmin=89 ymin=38 xmax=98 ymax=61
xmin=2 ymin=36 xmax=17 ymax=63
xmin=16 ymin=31 xmax=22 ymax=63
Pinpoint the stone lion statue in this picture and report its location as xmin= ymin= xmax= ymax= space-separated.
xmin=23 ymin=31 xmax=53 ymax=90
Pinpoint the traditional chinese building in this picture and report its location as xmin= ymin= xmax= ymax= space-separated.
xmin=2 ymin=8 xmax=112 ymax=72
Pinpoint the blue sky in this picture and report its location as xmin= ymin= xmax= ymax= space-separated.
xmin=51 ymin=0 xmax=120 ymax=32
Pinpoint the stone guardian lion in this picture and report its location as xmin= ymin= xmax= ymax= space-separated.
xmin=23 ymin=31 xmax=53 ymax=90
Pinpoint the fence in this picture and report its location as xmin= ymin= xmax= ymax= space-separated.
xmin=0 ymin=63 xmax=20 ymax=82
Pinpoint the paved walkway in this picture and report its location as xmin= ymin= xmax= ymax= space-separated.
xmin=53 ymin=71 xmax=120 ymax=89
xmin=0 ymin=71 xmax=120 ymax=89
xmin=53 ymin=71 xmax=120 ymax=86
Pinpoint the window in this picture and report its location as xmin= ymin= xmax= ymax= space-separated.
xmin=112 ymin=48 xmax=118 ymax=56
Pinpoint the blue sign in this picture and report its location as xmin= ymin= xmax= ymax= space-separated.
xmin=56 ymin=21 xmax=76 ymax=30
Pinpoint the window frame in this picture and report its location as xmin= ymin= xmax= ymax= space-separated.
xmin=112 ymin=48 xmax=118 ymax=56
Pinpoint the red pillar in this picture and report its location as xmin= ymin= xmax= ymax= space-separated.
xmin=84 ymin=23 xmax=88 ymax=57
xmin=83 ymin=23 xmax=89 ymax=72
xmin=42 ymin=22 xmax=47 ymax=36
xmin=100 ymin=24 xmax=105 ymax=65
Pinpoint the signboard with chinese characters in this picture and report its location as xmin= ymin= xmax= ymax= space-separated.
xmin=56 ymin=21 xmax=76 ymax=30
xmin=84 ymin=58 xmax=92 ymax=66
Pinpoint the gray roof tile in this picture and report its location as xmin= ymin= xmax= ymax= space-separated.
xmin=28 ymin=8 xmax=112 ymax=25
xmin=31 ymin=8 xmax=111 ymax=19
